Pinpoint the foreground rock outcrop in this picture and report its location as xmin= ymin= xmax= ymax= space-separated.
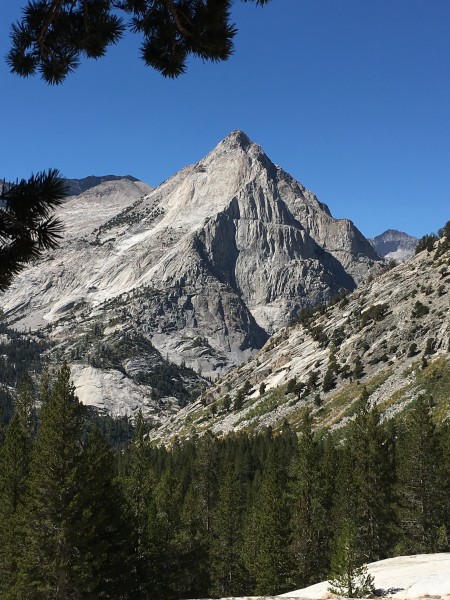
xmin=192 ymin=553 xmax=450 ymax=600
xmin=281 ymin=553 xmax=450 ymax=599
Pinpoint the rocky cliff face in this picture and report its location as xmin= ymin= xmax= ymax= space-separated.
xmin=369 ymin=229 xmax=418 ymax=262
xmin=151 ymin=237 xmax=450 ymax=441
xmin=1 ymin=131 xmax=382 ymax=417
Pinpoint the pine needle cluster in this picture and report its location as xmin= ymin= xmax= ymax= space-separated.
xmin=8 ymin=0 xmax=271 ymax=84
xmin=0 ymin=170 xmax=67 ymax=291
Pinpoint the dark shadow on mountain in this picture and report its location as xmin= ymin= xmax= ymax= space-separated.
xmin=66 ymin=175 xmax=139 ymax=196
xmin=374 ymin=587 xmax=405 ymax=597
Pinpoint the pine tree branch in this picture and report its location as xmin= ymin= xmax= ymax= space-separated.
xmin=162 ymin=0 xmax=188 ymax=37
xmin=0 ymin=169 xmax=67 ymax=291
xmin=8 ymin=0 xmax=270 ymax=83
xmin=36 ymin=0 xmax=66 ymax=50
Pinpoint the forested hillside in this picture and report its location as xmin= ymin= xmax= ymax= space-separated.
xmin=1 ymin=364 xmax=449 ymax=599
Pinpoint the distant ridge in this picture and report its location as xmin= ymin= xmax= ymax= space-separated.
xmin=369 ymin=229 xmax=418 ymax=262
xmin=65 ymin=175 xmax=140 ymax=196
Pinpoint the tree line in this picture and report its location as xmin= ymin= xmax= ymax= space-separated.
xmin=1 ymin=365 xmax=449 ymax=599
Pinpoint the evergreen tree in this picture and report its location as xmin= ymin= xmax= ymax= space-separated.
xmin=209 ymin=469 xmax=245 ymax=598
xmin=178 ymin=483 xmax=210 ymax=598
xmin=439 ymin=420 xmax=450 ymax=550
xmin=119 ymin=410 xmax=154 ymax=597
xmin=191 ymin=430 xmax=219 ymax=536
xmin=0 ymin=374 xmax=35 ymax=597
xmin=178 ymin=431 xmax=220 ymax=597
xmin=0 ymin=171 xmax=66 ymax=290
xmin=351 ymin=389 xmax=394 ymax=559
xmin=332 ymin=389 xmax=394 ymax=563
xmin=17 ymin=363 xmax=85 ymax=598
xmin=289 ymin=409 xmax=329 ymax=587
xmin=74 ymin=427 xmax=133 ymax=598
xmin=16 ymin=366 xmax=136 ymax=598
xmin=242 ymin=447 xmax=291 ymax=595
xmin=395 ymin=395 xmax=445 ymax=553
xmin=328 ymin=520 xmax=374 ymax=598
xmin=146 ymin=469 xmax=188 ymax=599
xmin=276 ymin=420 xmax=298 ymax=475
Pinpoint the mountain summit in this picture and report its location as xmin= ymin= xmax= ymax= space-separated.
xmin=369 ymin=229 xmax=418 ymax=262
xmin=1 ymin=132 xmax=381 ymax=416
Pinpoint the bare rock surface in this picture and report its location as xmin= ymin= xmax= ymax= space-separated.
xmin=152 ymin=238 xmax=450 ymax=439
xmin=60 ymin=178 xmax=152 ymax=239
xmin=1 ymin=132 xmax=381 ymax=416
xmin=280 ymin=553 xmax=450 ymax=599
xmin=193 ymin=554 xmax=450 ymax=600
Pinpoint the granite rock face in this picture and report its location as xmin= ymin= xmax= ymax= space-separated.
xmin=1 ymin=131 xmax=382 ymax=416
xmin=152 ymin=237 xmax=449 ymax=440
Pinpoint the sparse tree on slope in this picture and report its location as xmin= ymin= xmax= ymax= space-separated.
xmin=328 ymin=520 xmax=374 ymax=599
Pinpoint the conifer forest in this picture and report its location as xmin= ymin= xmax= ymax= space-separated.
xmin=1 ymin=364 xmax=449 ymax=599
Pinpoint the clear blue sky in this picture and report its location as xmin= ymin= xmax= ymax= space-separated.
xmin=1 ymin=0 xmax=449 ymax=238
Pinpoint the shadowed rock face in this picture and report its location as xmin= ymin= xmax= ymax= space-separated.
xmin=1 ymin=132 xmax=382 ymax=415
xmin=65 ymin=175 xmax=140 ymax=196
